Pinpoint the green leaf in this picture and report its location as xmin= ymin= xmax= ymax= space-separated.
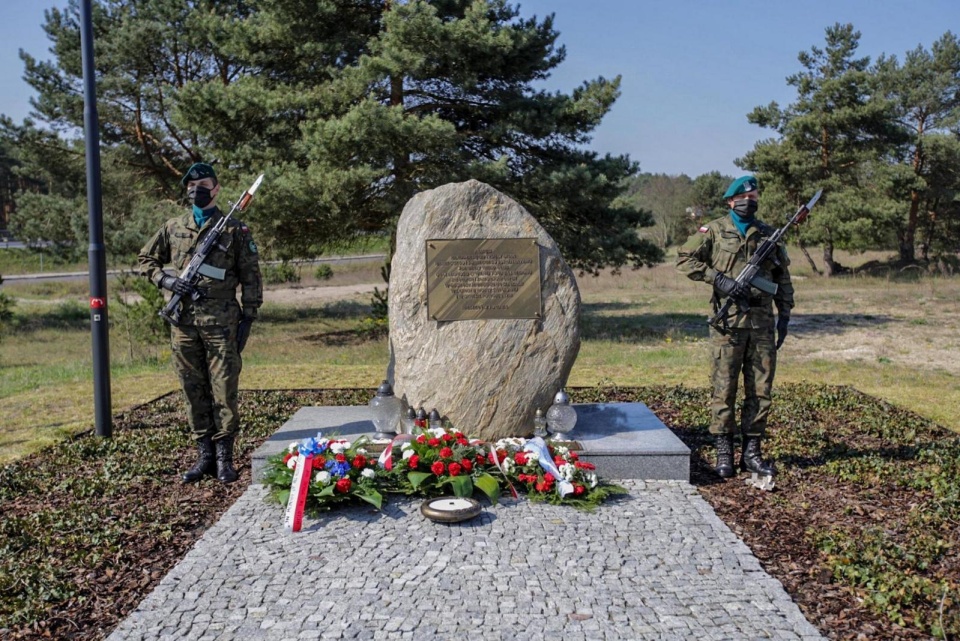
xmin=276 ymin=489 xmax=290 ymax=506
xmin=448 ymin=475 xmax=473 ymax=498
xmin=474 ymin=473 xmax=500 ymax=505
xmin=317 ymin=484 xmax=335 ymax=497
xmin=408 ymin=471 xmax=432 ymax=490
xmin=356 ymin=489 xmax=383 ymax=510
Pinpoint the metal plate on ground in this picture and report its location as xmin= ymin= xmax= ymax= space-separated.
xmin=426 ymin=238 xmax=541 ymax=321
xmin=420 ymin=496 xmax=482 ymax=523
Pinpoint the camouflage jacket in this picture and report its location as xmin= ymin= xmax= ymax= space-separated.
xmin=138 ymin=208 xmax=263 ymax=327
xmin=676 ymin=214 xmax=793 ymax=329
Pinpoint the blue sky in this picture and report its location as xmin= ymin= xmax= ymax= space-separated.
xmin=1 ymin=1 xmax=957 ymax=177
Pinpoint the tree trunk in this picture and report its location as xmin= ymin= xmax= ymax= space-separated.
xmin=822 ymin=241 xmax=841 ymax=277
xmin=796 ymin=237 xmax=822 ymax=275
xmin=900 ymin=188 xmax=920 ymax=264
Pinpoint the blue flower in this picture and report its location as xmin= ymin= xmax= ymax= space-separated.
xmin=326 ymin=460 xmax=350 ymax=477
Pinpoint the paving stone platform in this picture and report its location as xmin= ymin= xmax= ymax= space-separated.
xmin=251 ymin=403 xmax=690 ymax=482
xmin=108 ymin=481 xmax=824 ymax=641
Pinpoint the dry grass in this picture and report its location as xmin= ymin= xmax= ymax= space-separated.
xmin=1 ymin=250 xmax=958 ymax=464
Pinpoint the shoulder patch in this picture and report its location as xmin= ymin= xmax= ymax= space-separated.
xmin=698 ymin=225 xmax=709 ymax=233
xmin=248 ymin=240 xmax=258 ymax=254
xmin=241 ymin=225 xmax=249 ymax=234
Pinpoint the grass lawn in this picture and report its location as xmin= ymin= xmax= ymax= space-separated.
xmin=1 ymin=251 xmax=958 ymax=463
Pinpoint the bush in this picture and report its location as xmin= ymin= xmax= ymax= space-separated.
xmin=314 ymin=263 xmax=333 ymax=281
xmin=112 ymin=273 xmax=168 ymax=361
xmin=263 ymin=262 xmax=300 ymax=285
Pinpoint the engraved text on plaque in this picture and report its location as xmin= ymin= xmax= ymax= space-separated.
xmin=426 ymin=238 xmax=541 ymax=321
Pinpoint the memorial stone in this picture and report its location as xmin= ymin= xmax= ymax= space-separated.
xmin=389 ymin=180 xmax=581 ymax=441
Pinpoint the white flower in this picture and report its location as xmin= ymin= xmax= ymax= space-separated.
xmin=400 ymin=442 xmax=413 ymax=451
xmin=559 ymin=463 xmax=576 ymax=481
xmin=286 ymin=456 xmax=298 ymax=470
xmin=361 ymin=468 xmax=376 ymax=479
xmin=402 ymin=449 xmax=415 ymax=460
xmin=495 ymin=438 xmax=525 ymax=452
xmin=554 ymin=445 xmax=569 ymax=457
xmin=356 ymin=448 xmax=368 ymax=456
xmin=428 ymin=427 xmax=447 ymax=438
xmin=525 ymin=451 xmax=540 ymax=463
xmin=314 ymin=471 xmax=331 ymax=486
xmin=288 ymin=442 xmax=300 ymax=453
xmin=330 ymin=442 xmax=347 ymax=454
xmin=501 ymin=457 xmax=514 ymax=473
xmin=588 ymin=472 xmax=598 ymax=489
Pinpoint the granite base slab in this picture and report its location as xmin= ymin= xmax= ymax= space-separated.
xmin=250 ymin=402 xmax=690 ymax=482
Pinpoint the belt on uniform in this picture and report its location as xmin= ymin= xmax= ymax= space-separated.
xmin=196 ymin=289 xmax=237 ymax=300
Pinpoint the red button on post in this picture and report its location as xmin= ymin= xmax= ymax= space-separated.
xmin=90 ymin=297 xmax=106 ymax=309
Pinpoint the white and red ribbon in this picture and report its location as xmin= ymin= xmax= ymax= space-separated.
xmin=283 ymin=453 xmax=313 ymax=532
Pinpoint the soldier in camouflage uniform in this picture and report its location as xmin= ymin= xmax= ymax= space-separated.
xmin=676 ymin=175 xmax=792 ymax=480
xmin=139 ymin=162 xmax=263 ymax=484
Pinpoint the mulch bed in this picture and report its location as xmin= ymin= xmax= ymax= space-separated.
xmin=0 ymin=385 xmax=956 ymax=640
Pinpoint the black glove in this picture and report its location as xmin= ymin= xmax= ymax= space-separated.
xmin=713 ymin=272 xmax=749 ymax=299
xmin=160 ymin=275 xmax=194 ymax=296
xmin=237 ymin=316 xmax=254 ymax=353
xmin=776 ymin=315 xmax=790 ymax=349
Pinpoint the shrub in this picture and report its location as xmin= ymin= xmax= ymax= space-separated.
xmin=263 ymin=262 xmax=300 ymax=285
xmin=314 ymin=263 xmax=333 ymax=281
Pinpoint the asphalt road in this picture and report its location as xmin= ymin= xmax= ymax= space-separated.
xmin=1 ymin=254 xmax=386 ymax=283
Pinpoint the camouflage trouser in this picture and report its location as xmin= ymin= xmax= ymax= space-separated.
xmin=708 ymin=325 xmax=777 ymax=437
xmin=171 ymin=323 xmax=242 ymax=441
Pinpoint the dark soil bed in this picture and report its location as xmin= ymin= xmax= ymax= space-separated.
xmin=0 ymin=385 xmax=956 ymax=640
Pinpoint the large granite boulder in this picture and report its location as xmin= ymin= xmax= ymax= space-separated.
xmin=389 ymin=180 xmax=581 ymax=440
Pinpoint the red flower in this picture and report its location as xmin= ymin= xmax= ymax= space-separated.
xmin=460 ymin=458 xmax=473 ymax=472
xmin=416 ymin=435 xmax=426 ymax=444
xmin=535 ymin=481 xmax=549 ymax=492
xmin=408 ymin=454 xmax=420 ymax=469
xmin=335 ymin=478 xmax=352 ymax=493
xmin=497 ymin=449 xmax=507 ymax=463
xmin=575 ymin=461 xmax=596 ymax=471
xmin=439 ymin=447 xmax=454 ymax=459
xmin=476 ymin=454 xmax=487 ymax=466
xmin=335 ymin=453 xmax=346 ymax=463
xmin=569 ymin=451 xmax=579 ymax=460
xmin=428 ymin=438 xmax=441 ymax=447
xmin=573 ymin=484 xmax=586 ymax=496
xmin=456 ymin=437 xmax=469 ymax=446
xmin=554 ymin=455 xmax=565 ymax=467
xmin=454 ymin=432 xmax=465 ymax=439
xmin=544 ymin=472 xmax=555 ymax=483
xmin=282 ymin=453 xmax=294 ymax=464
xmin=431 ymin=461 xmax=446 ymax=475
xmin=448 ymin=463 xmax=462 ymax=477
xmin=352 ymin=455 xmax=367 ymax=469
xmin=312 ymin=456 xmax=326 ymax=470
xmin=441 ymin=433 xmax=453 ymax=442
xmin=514 ymin=452 xmax=528 ymax=466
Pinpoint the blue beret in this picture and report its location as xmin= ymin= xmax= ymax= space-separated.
xmin=723 ymin=175 xmax=758 ymax=199
xmin=181 ymin=162 xmax=217 ymax=186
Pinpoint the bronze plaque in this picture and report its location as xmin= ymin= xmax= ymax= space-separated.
xmin=426 ymin=238 xmax=541 ymax=321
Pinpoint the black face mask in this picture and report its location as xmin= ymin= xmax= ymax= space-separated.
xmin=188 ymin=185 xmax=214 ymax=209
xmin=732 ymin=198 xmax=758 ymax=218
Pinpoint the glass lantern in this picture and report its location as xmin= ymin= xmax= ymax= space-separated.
xmin=546 ymin=388 xmax=577 ymax=441
xmin=368 ymin=380 xmax=402 ymax=440
xmin=401 ymin=406 xmax=417 ymax=435
xmin=428 ymin=408 xmax=442 ymax=430
xmin=533 ymin=408 xmax=548 ymax=439
xmin=415 ymin=407 xmax=428 ymax=429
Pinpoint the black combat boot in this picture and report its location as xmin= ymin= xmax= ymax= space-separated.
xmin=182 ymin=436 xmax=216 ymax=483
xmin=740 ymin=435 xmax=775 ymax=476
xmin=715 ymin=433 xmax=736 ymax=478
xmin=215 ymin=436 xmax=239 ymax=484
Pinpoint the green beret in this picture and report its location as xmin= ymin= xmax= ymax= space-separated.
xmin=723 ymin=175 xmax=758 ymax=199
xmin=180 ymin=162 xmax=217 ymax=186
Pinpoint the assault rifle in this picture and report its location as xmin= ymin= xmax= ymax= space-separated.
xmin=707 ymin=188 xmax=822 ymax=332
xmin=159 ymin=174 xmax=265 ymax=326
